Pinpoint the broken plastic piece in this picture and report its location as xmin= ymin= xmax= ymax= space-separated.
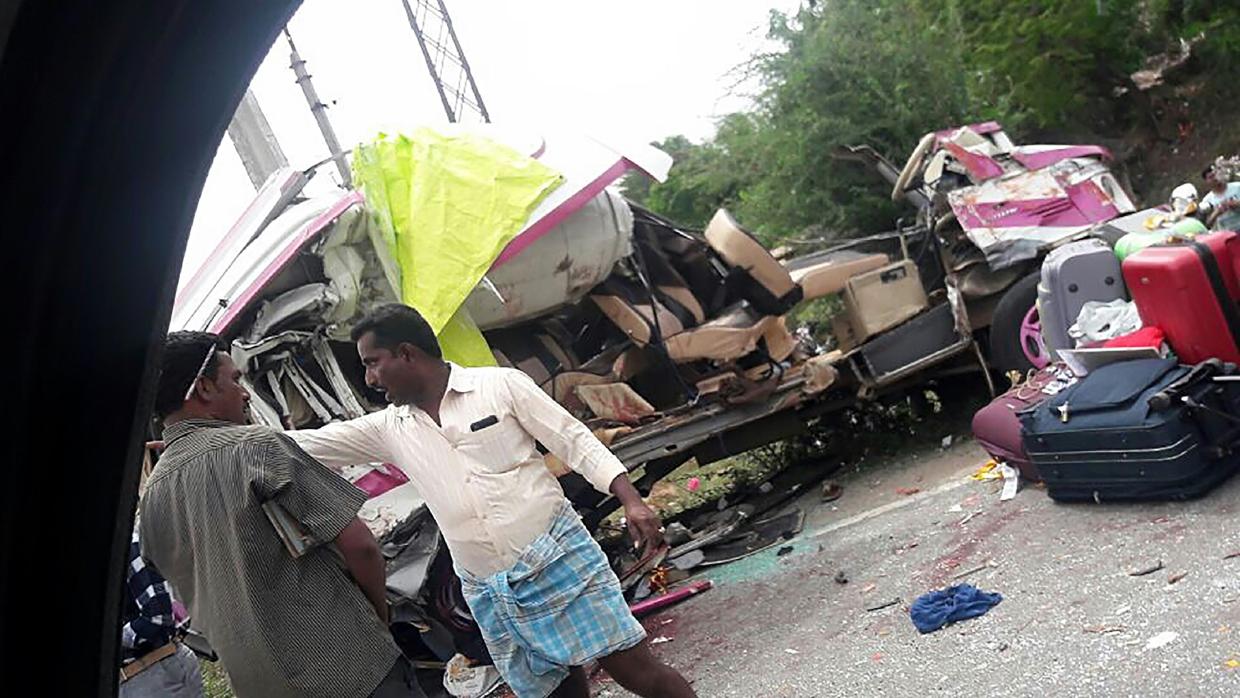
xmin=1144 ymin=631 xmax=1178 ymax=650
xmin=999 ymin=464 xmax=1019 ymax=500
xmin=821 ymin=481 xmax=844 ymax=502
xmin=628 ymin=580 xmax=713 ymax=618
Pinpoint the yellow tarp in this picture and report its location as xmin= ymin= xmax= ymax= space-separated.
xmin=353 ymin=128 xmax=563 ymax=365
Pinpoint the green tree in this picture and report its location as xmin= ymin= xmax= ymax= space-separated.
xmin=635 ymin=0 xmax=1240 ymax=245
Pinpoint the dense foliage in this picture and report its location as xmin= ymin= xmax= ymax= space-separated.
xmin=626 ymin=0 xmax=1240 ymax=244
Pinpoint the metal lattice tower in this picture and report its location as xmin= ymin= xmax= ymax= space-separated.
xmin=400 ymin=0 xmax=491 ymax=124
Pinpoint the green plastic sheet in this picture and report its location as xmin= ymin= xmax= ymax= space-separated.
xmin=353 ymin=128 xmax=562 ymax=365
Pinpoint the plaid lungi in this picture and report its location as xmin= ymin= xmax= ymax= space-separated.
xmin=457 ymin=500 xmax=647 ymax=697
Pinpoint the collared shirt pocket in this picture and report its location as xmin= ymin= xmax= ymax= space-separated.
xmin=454 ymin=415 xmax=526 ymax=473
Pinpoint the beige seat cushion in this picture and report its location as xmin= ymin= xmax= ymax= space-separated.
xmin=704 ymin=209 xmax=798 ymax=299
xmin=544 ymin=370 xmax=615 ymax=417
xmin=802 ymin=352 xmax=843 ymax=394
xmin=593 ymin=284 xmax=790 ymax=364
xmin=591 ymin=294 xmax=685 ymax=346
xmin=785 ymin=252 xmax=890 ymax=300
xmin=574 ymin=383 xmax=657 ymax=424
xmin=662 ymin=306 xmax=778 ymax=363
xmin=762 ymin=316 xmax=797 ymax=362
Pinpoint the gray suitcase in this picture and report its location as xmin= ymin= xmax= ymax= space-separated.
xmin=1037 ymin=239 xmax=1127 ymax=356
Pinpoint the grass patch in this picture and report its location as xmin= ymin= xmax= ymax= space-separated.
xmin=200 ymin=660 xmax=233 ymax=698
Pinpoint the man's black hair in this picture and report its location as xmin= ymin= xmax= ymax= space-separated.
xmin=350 ymin=303 xmax=442 ymax=359
xmin=1204 ymin=165 xmax=1216 ymax=179
xmin=153 ymin=331 xmax=227 ymax=419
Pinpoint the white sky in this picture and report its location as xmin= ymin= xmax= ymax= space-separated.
xmin=184 ymin=0 xmax=799 ymax=285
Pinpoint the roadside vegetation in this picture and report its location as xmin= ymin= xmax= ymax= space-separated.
xmin=624 ymin=1 xmax=1240 ymax=242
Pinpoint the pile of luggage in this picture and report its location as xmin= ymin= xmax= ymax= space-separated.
xmin=973 ymin=229 xmax=1240 ymax=502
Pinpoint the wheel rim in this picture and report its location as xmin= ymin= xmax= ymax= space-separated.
xmin=1019 ymin=305 xmax=1049 ymax=369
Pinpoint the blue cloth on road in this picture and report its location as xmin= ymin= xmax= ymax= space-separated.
xmin=910 ymin=584 xmax=1003 ymax=634
xmin=457 ymin=500 xmax=646 ymax=698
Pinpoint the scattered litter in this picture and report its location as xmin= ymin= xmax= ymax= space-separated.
xmin=910 ymin=584 xmax=1003 ymax=634
xmin=1226 ymin=659 xmax=1240 ymax=670
xmin=629 ymin=580 xmax=713 ymax=618
xmin=758 ymin=482 xmax=775 ymax=494
xmin=698 ymin=508 xmax=804 ymax=566
xmin=776 ymin=545 xmax=794 ymax=557
xmin=783 ymin=648 xmax=799 ymax=655
xmin=1224 ymin=551 xmax=1240 ymax=560
xmin=1115 ymin=604 xmax=1132 ymax=616
xmin=1083 ymin=625 xmax=1127 ymax=635
xmin=998 ymin=642 xmax=1010 ymax=652
xmin=895 ymin=541 xmax=919 ymax=554
xmin=958 ymin=511 xmax=981 ymax=526
xmin=998 ymin=464 xmax=1020 ymax=501
xmin=941 ymin=435 xmax=954 ymax=449
xmin=1128 ymin=560 xmax=1164 ymax=577
xmin=834 ymin=570 xmax=849 ymax=585
xmin=871 ymin=653 xmax=883 ymax=662
xmin=650 ymin=636 xmax=673 ymax=645
xmin=896 ymin=487 xmax=921 ymax=496
xmin=1168 ymin=571 xmax=1188 ymax=585
xmin=821 ymin=481 xmax=843 ymax=502
xmin=948 ymin=504 xmax=964 ymax=513
xmin=861 ymin=582 xmax=878 ymax=595
xmin=866 ymin=598 xmax=901 ymax=613
xmin=1144 ymin=631 xmax=1179 ymax=650
xmin=442 ymin=654 xmax=502 ymax=697
xmin=663 ymin=523 xmax=692 ymax=547
xmin=971 ymin=461 xmax=999 ymax=481
xmin=685 ymin=477 xmax=701 ymax=493
xmin=952 ymin=560 xmax=998 ymax=580
xmin=669 ymin=549 xmax=705 ymax=571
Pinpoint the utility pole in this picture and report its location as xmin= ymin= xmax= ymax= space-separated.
xmin=227 ymin=88 xmax=289 ymax=190
xmin=285 ymin=28 xmax=352 ymax=187
xmin=400 ymin=0 xmax=490 ymax=124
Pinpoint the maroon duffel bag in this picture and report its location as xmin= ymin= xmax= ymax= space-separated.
xmin=971 ymin=363 xmax=1078 ymax=483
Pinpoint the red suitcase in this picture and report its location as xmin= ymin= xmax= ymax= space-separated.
xmin=1123 ymin=232 xmax=1240 ymax=364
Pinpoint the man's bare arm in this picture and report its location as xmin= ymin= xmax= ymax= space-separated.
xmin=335 ymin=517 xmax=389 ymax=624
xmin=609 ymin=474 xmax=664 ymax=557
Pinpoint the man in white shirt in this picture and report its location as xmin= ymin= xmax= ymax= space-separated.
xmin=1203 ymin=164 xmax=1240 ymax=231
xmin=289 ymin=304 xmax=696 ymax=698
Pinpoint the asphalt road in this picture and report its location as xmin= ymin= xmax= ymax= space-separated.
xmin=597 ymin=438 xmax=1240 ymax=697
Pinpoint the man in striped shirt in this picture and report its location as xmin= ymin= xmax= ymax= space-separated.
xmin=139 ymin=331 xmax=425 ymax=698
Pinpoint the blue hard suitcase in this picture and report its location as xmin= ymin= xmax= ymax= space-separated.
xmin=1019 ymin=358 xmax=1240 ymax=502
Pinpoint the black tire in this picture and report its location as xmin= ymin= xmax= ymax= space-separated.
xmin=988 ymin=271 xmax=1043 ymax=374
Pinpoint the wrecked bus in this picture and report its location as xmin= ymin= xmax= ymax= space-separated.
xmin=168 ymin=123 xmax=1137 ymax=640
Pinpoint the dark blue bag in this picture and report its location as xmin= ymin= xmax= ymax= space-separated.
xmin=1019 ymin=358 xmax=1240 ymax=501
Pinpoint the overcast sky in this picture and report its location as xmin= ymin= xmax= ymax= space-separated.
xmin=184 ymin=0 xmax=799 ymax=285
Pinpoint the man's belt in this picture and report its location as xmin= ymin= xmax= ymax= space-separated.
xmin=119 ymin=640 xmax=179 ymax=683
